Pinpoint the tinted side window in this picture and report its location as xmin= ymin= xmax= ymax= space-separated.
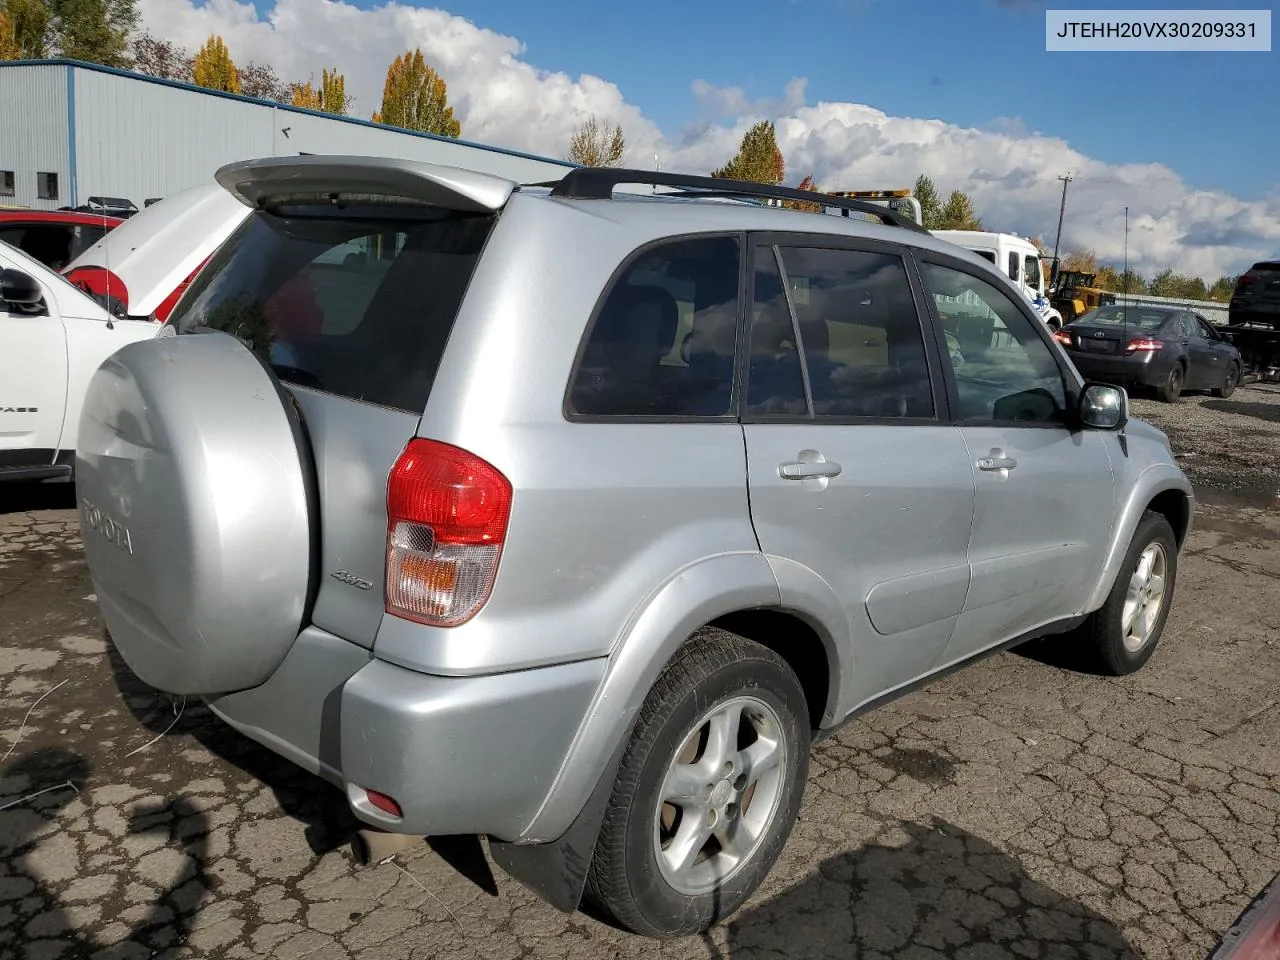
xmin=172 ymin=203 xmax=495 ymax=413
xmin=778 ymin=246 xmax=935 ymax=419
xmin=569 ymin=236 xmax=741 ymax=418
xmin=922 ymin=261 xmax=1066 ymax=424
xmin=1177 ymin=314 xmax=1200 ymax=338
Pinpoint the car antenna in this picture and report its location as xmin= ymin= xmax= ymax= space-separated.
xmin=102 ymin=204 xmax=114 ymax=329
xmin=1122 ymin=205 xmax=1128 ymax=345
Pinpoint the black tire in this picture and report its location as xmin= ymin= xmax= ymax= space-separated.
xmin=1212 ymin=363 xmax=1239 ymax=399
xmin=1075 ymin=511 xmax=1178 ymax=676
xmin=1157 ymin=364 xmax=1184 ymax=403
xmin=583 ymin=627 xmax=810 ymax=937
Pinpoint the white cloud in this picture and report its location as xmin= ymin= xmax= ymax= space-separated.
xmin=138 ymin=0 xmax=1280 ymax=280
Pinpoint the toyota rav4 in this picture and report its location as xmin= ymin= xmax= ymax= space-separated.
xmin=76 ymin=156 xmax=1193 ymax=938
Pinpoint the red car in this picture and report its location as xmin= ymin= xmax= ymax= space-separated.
xmin=0 ymin=209 xmax=124 ymax=272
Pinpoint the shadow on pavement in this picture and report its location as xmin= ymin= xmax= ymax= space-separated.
xmin=1 ymin=747 xmax=212 ymax=959
xmin=104 ymin=632 xmax=363 ymax=860
xmin=1201 ymin=399 xmax=1280 ymax=425
xmin=0 ymin=483 xmax=76 ymax=517
xmin=719 ymin=817 xmax=1137 ymax=959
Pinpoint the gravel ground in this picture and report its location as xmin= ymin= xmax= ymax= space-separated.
xmin=1 ymin=389 xmax=1278 ymax=960
xmin=1130 ymin=383 xmax=1280 ymax=506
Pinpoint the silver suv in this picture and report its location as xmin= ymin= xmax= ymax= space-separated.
xmin=76 ymin=157 xmax=1193 ymax=938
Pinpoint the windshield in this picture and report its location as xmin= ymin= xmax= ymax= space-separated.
xmin=1076 ymin=306 xmax=1172 ymax=331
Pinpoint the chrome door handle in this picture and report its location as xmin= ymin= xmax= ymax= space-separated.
xmin=779 ymin=458 xmax=842 ymax=480
xmin=977 ymin=450 xmax=1017 ymax=472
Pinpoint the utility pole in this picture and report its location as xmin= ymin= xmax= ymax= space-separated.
xmin=1051 ymin=173 xmax=1073 ymax=266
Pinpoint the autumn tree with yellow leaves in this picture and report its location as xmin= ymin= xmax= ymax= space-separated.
xmin=192 ymin=34 xmax=240 ymax=94
xmin=290 ymin=67 xmax=349 ymax=116
xmin=0 ymin=10 xmax=20 ymax=59
xmin=371 ymin=49 xmax=460 ymax=138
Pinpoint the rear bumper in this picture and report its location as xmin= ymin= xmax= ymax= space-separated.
xmin=206 ymin=626 xmax=606 ymax=840
xmin=1065 ymin=350 xmax=1172 ymax=388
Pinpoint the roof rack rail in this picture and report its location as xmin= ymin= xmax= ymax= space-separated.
xmin=542 ymin=168 xmax=930 ymax=234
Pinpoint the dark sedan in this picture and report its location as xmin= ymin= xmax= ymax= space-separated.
xmin=1053 ymin=304 xmax=1242 ymax=402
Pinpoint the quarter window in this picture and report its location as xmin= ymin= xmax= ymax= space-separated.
xmin=921 ymin=261 xmax=1067 ymax=424
xmin=568 ymin=236 xmax=742 ymax=418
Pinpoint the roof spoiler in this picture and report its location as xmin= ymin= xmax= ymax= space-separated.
xmin=214 ymin=155 xmax=519 ymax=214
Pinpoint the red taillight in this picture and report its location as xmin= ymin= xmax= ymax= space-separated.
xmin=65 ymin=266 xmax=129 ymax=314
xmin=1126 ymin=337 xmax=1163 ymax=353
xmin=155 ymin=256 xmax=211 ymax=323
xmin=365 ymin=789 xmax=403 ymax=818
xmin=385 ymin=439 xmax=513 ymax=627
xmin=1239 ymin=271 xmax=1261 ymax=287
xmin=1053 ymin=329 xmax=1073 ymax=346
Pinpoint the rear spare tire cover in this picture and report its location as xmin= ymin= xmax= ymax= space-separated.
xmin=76 ymin=332 xmax=314 ymax=696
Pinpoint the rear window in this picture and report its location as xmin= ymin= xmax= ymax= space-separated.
xmin=170 ymin=202 xmax=495 ymax=413
xmin=1079 ymin=306 xmax=1172 ymax=331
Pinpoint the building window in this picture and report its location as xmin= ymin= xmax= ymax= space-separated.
xmin=37 ymin=172 xmax=59 ymax=201
xmin=0 ymin=171 xmax=14 ymax=197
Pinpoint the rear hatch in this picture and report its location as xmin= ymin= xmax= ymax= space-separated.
xmin=63 ymin=182 xmax=250 ymax=321
xmin=76 ymin=156 xmax=513 ymax=695
xmin=1232 ymin=262 xmax=1280 ymax=312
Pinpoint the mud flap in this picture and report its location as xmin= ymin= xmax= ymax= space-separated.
xmin=487 ymin=730 xmax=630 ymax=913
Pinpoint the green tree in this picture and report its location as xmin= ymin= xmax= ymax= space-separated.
xmin=3 ymin=0 xmax=50 ymax=59
xmin=1147 ymin=268 xmax=1178 ymax=298
xmin=914 ymin=174 xmax=943 ymax=230
xmin=712 ymin=120 xmax=784 ymax=185
xmin=371 ymin=49 xmax=461 ymax=138
xmin=936 ymin=189 xmax=982 ymax=230
xmin=1208 ymin=275 xmax=1237 ymax=301
xmin=566 ymin=115 xmax=625 ymax=167
xmin=192 ymin=34 xmax=240 ymax=93
xmin=46 ymin=0 xmax=137 ymax=67
xmin=290 ymin=68 xmax=349 ymax=114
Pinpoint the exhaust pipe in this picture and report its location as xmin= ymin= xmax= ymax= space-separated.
xmin=351 ymin=829 xmax=426 ymax=866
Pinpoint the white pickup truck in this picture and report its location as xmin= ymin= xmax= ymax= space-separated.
xmin=0 ymin=240 xmax=160 ymax=482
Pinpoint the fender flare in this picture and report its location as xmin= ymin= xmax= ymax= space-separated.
xmin=489 ymin=551 xmax=783 ymax=909
xmin=1083 ymin=462 xmax=1193 ymax=613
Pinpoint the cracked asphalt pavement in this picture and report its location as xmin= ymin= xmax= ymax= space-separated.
xmin=2 ymin=387 xmax=1279 ymax=959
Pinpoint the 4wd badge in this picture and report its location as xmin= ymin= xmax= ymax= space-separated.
xmin=331 ymin=571 xmax=373 ymax=591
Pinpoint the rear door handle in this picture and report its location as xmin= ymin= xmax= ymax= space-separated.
xmin=779 ymin=457 xmax=842 ymax=480
xmin=977 ymin=455 xmax=1017 ymax=472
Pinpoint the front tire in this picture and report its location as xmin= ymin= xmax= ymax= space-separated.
xmin=583 ymin=628 xmax=810 ymax=938
xmin=1076 ymin=511 xmax=1178 ymax=676
xmin=1213 ymin=363 xmax=1240 ymax=399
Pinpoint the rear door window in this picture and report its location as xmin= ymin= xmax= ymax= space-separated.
xmin=170 ymin=202 xmax=495 ymax=413
xmin=567 ymin=235 xmax=742 ymax=418
xmin=765 ymin=245 xmax=936 ymax=419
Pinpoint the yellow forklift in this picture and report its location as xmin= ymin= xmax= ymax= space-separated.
xmin=1047 ymin=261 xmax=1117 ymax=324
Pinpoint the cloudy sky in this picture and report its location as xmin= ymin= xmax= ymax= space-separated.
xmin=137 ymin=0 xmax=1280 ymax=280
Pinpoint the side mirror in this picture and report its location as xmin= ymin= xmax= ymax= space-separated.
xmin=1078 ymin=382 xmax=1128 ymax=431
xmin=1 ymin=268 xmax=44 ymax=306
